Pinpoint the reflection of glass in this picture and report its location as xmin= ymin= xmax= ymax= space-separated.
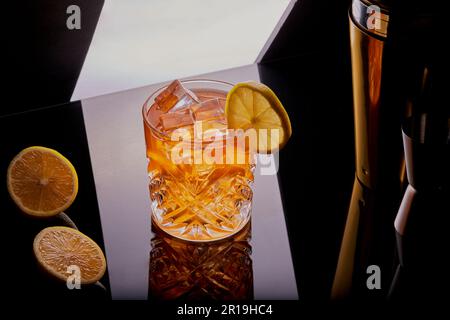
xmin=142 ymin=80 xmax=254 ymax=242
xmin=149 ymin=221 xmax=253 ymax=301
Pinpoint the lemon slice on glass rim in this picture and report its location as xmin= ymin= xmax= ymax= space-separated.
xmin=225 ymin=81 xmax=292 ymax=153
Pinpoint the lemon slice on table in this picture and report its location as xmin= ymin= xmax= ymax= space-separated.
xmin=33 ymin=226 xmax=106 ymax=284
xmin=225 ymin=81 xmax=292 ymax=153
xmin=7 ymin=146 xmax=78 ymax=217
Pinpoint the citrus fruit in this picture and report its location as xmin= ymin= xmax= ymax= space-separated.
xmin=7 ymin=146 xmax=78 ymax=217
xmin=33 ymin=226 xmax=106 ymax=284
xmin=225 ymin=81 xmax=292 ymax=152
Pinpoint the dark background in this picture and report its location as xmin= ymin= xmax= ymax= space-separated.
xmin=4 ymin=0 xmax=104 ymax=116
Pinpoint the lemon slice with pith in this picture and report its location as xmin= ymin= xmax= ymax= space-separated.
xmin=225 ymin=81 xmax=292 ymax=153
xmin=7 ymin=146 xmax=78 ymax=217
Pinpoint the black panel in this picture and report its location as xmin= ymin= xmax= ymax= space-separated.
xmin=258 ymin=0 xmax=354 ymax=301
xmin=0 ymin=102 xmax=110 ymax=299
xmin=261 ymin=0 xmax=351 ymax=63
xmin=4 ymin=1 xmax=104 ymax=116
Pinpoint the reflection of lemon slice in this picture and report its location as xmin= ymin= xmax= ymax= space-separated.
xmin=33 ymin=227 xmax=106 ymax=284
xmin=7 ymin=146 xmax=78 ymax=217
xmin=225 ymin=81 xmax=292 ymax=153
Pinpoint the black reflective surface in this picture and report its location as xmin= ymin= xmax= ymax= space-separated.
xmin=0 ymin=103 xmax=110 ymax=299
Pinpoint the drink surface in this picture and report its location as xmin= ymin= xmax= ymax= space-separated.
xmin=144 ymin=81 xmax=254 ymax=241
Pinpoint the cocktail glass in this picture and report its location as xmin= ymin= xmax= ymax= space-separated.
xmin=143 ymin=80 xmax=254 ymax=242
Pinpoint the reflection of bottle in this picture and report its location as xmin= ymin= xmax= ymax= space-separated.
xmin=332 ymin=0 xmax=441 ymax=300
xmin=149 ymin=221 xmax=253 ymax=301
xmin=389 ymin=112 xmax=450 ymax=302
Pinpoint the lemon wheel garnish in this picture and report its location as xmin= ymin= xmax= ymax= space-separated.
xmin=225 ymin=81 xmax=292 ymax=153
xmin=33 ymin=226 xmax=106 ymax=284
xmin=7 ymin=146 xmax=78 ymax=217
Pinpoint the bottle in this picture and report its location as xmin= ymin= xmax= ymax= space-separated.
xmin=332 ymin=0 xmax=443 ymax=301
